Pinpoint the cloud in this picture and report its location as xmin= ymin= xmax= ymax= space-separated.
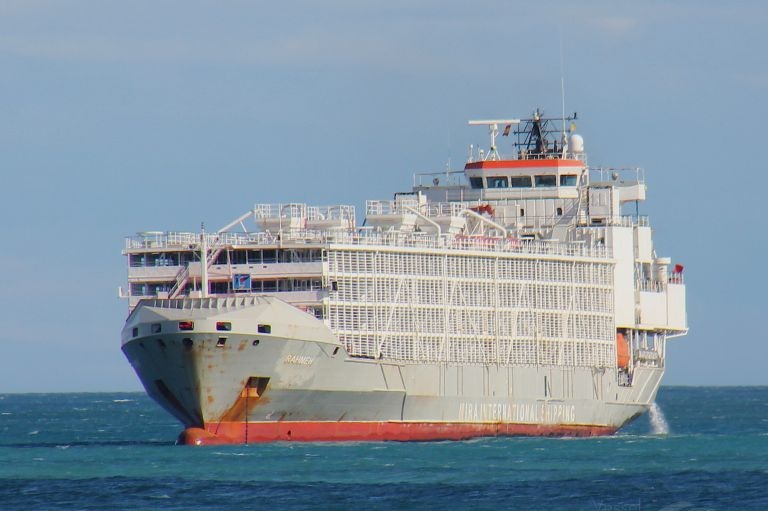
xmin=0 ymin=35 xmax=216 ymax=62
xmin=589 ymin=16 xmax=638 ymax=35
xmin=0 ymin=30 xmax=453 ymax=75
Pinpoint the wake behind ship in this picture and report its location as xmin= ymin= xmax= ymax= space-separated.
xmin=120 ymin=110 xmax=688 ymax=445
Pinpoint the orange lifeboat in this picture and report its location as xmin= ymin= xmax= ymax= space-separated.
xmin=616 ymin=332 xmax=630 ymax=369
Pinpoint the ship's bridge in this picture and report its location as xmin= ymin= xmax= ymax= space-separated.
xmin=463 ymin=115 xmax=588 ymax=200
xmin=463 ymin=158 xmax=585 ymax=200
xmin=414 ymin=112 xmax=588 ymax=203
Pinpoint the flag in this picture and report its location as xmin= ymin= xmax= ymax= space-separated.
xmin=502 ymin=124 xmax=511 ymax=136
xmin=233 ymin=274 xmax=252 ymax=290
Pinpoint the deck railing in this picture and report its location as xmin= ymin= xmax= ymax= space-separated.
xmin=126 ymin=229 xmax=612 ymax=260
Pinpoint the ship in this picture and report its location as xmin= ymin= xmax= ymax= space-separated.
xmin=120 ymin=110 xmax=688 ymax=445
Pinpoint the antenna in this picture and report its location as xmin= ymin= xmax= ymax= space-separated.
xmin=468 ymin=119 xmax=520 ymax=160
xmin=559 ymin=30 xmax=568 ymax=157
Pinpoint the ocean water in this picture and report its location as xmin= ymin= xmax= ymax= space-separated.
xmin=0 ymin=387 xmax=766 ymax=510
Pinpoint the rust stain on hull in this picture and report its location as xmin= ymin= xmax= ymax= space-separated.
xmin=217 ymin=389 xmax=271 ymax=423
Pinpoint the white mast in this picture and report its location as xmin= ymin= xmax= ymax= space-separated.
xmin=200 ymin=223 xmax=208 ymax=298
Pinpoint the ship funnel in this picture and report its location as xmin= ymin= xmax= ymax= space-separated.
xmin=570 ymin=133 xmax=584 ymax=153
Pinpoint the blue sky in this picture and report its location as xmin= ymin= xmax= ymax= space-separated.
xmin=0 ymin=1 xmax=765 ymax=391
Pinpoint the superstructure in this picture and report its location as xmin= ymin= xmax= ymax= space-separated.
xmin=120 ymin=110 xmax=688 ymax=445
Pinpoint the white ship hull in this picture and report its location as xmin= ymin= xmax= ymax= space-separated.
xmin=122 ymin=297 xmax=662 ymax=444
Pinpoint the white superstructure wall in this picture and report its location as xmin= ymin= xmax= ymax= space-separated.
xmin=324 ymin=245 xmax=616 ymax=368
xmin=606 ymin=226 xmax=636 ymax=328
xmin=639 ymin=284 xmax=687 ymax=331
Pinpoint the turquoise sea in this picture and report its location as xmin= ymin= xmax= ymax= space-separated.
xmin=0 ymin=387 xmax=766 ymax=510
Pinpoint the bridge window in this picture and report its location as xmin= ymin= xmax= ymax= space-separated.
xmin=262 ymin=250 xmax=277 ymax=264
xmin=210 ymin=281 xmax=229 ymax=294
xmin=180 ymin=252 xmax=196 ymax=265
xmin=130 ymin=283 xmax=148 ymax=295
xmin=509 ymin=176 xmax=532 ymax=188
xmin=535 ymin=175 xmax=557 ymax=187
xmin=155 ymin=253 xmax=179 ymax=266
xmin=229 ymin=250 xmax=247 ymax=265
xmin=560 ymin=174 xmax=578 ymax=186
xmin=469 ymin=177 xmax=484 ymax=189
xmin=487 ymin=176 xmax=508 ymax=189
xmin=129 ymin=254 xmax=145 ymax=267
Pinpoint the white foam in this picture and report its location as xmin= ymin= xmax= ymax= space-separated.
xmin=649 ymin=401 xmax=670 ymax=435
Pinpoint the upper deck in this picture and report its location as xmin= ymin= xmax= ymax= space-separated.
xmin=121 ymin=109 xmax=684 ymax=331
xmin=124 ymin=226 xmax=613 ymax=261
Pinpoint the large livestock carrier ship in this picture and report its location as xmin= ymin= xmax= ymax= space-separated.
xmin=120 ymin=110 xmax=688 ymax=445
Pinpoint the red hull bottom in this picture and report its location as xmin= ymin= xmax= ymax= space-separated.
xmin=179 ymin=421 xmax=618 ymax=445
